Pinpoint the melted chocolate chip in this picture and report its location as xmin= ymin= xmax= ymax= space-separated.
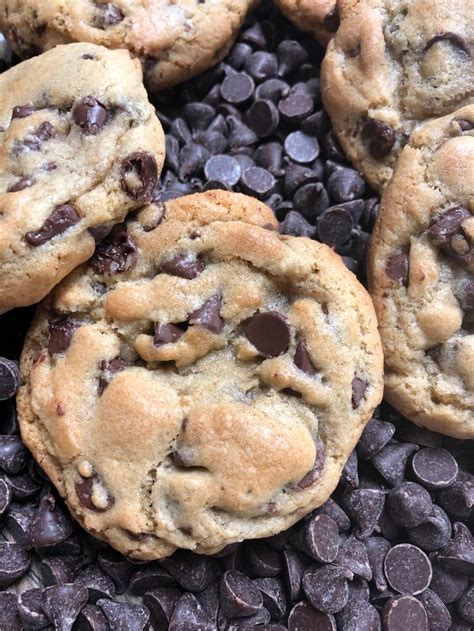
xmin=20 ymin=121 xmax=55 ymax=152
xmin=361 ymin=119 xmax=396 ymax=159
xmin=294 ymin=340 xmax=317 ymax=375
xmin=297 ymin=439 xmax=326 ymax=489
xmin=424 ymin=32 xmax=470 ymax=56
xmin=25 ymin=204 xmax=80 ymax=246
xmin=120 ymin=152 xmax=158 ymax=203
xmin=154 ymin=323 xmax=185 ymax=346
xmin=7 ymin=175 xmax=35 ymax=192
xmin=386 ymin=253 xmax=409 ymax=286
xmin=189 ymin=296 xmax=224 ymax=333
xmin=48 ymin=318 xmax=78 ymax=357
xmin=95 ymin=3 xmax=124 ymax=28
xmin=73 ymin=96 xmax=110 ymax=135
xmin=161 ymin=253 xmax=205 ymax=279
xmin=91 ymin=230 xmax=138 ymax=274
xmin=427 ymin=206 xmax=472 ymax=265
xmin=98 ymin=357 xmax=126 ymax=394
xmin=12 ymin=104 xmax=36 ymax=119
xmin=245 ymin=311 xmax=290 ymax=357
xmin=457 ymin=119 xmax=474 ymax=131
xmin=75 ymin=474 xmax=115 ymax=512
xmin=323 ymin=7 xmax=340 ymax=32
xmin=352 ymin=377 xmax=368 ymax=408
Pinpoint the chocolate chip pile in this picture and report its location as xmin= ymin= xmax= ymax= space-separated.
xmin=0 ymin=3 xmax=472 ymax=630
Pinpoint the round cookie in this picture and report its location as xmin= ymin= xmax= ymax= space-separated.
xmin=19 ymin=190 xmax=383 ymax=560
xmin=0 ymin=0 xmax=254 ymax=91
xmin=368 ymin=105 xmax=474 ymax=438
xmin=0 ymin=42 xmax=164 ymax=314
xmin=321 ymin=0 xmax=474 ymax=191
xmin=273 ymin=0 xmax=339 ymax=47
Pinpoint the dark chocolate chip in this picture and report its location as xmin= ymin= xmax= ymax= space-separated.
xmin=361 ymin=119 xmax=396 ymax=159
xmin=129 ymin=565 xmax=176 ymax=595
xmin=284 ymin=131 xmax=319 ymax=163
xmin=18 ymin=588 xmax=51 ymax=629
xmin=168 ymin=592 xmax=214 ymax=630
xmin=412 ymin=447 xmax=459 ymax=489
xmin=29 ymin=491 xmax=74 ymax=550
xmin=303 ymin=564 xmax=352 ymax=614
xmin=244 ymin=541 xmax=281 ymax=578
xmin=294 ymin=340 xmax=317 ymax=375
xmin=161 ymin=550 xmax=217 ymax=592
xmin=313 ymin=498 xmax=352 ymax=532
xmin=247 ymin=99 xmax=280 ymax=137
xmin=437 ymin=471 xmax=473 ymax=520
xmin=75 ymin=604 xmax=109 ymax=631
xmin=293 ymin=513 xmax=339 ymax=563
xmin=457 ymin=584 xmax=474 ymax=623
xmin=120 ymin=152 xmax=158 ymax=203
xmin=98 ymin=598 xmax=150 ymax=630
xmin=335 ymin=533 xmax=372 ymax=580
xmin=12 ymin=104 xmax=36 ymax=119
xmin=5 ymin=502 xmax=35 ymax=548
xmin=75 ymin=474 xmax=115 ymax=512
xmin=427 ymin=206 xmax=472 ymax=265
xmin=98 ymin=357 xmax=126 ymax=394
xmin=41 ymin=584 xmax=89 ymax=631
xmin=318 ymin=207 xmax=353 ymax=246
xmin=245 ymin=311 xmax=290 ymax=357
xmin=435 ymin=522 xmax=474 ymax=577
xmin=40 ymin=555 xmax=85 ymax=586
xmin=337 ymin=597 xmax=381 ymax=631
xmin=371 ymin=442 xmax=419 ymax=486
xmin=366 ymin=536 xmax=391 ymax=592
xmin=245 ymin=51 xmax=278 ymax=81
xmin=288 ymin=601 xmax=336 ymax=631
xmin=161 ymin=253 xmax=205 ymax=279
xmin=227 ymin=116 xmax=259 ymax=147
xmin=5 ymin=470 xmax=41 ymax=500
xmin=253 ymin=577 xmax=287 ymax=618
xmin=0 ymin=592 xmax=22 ymax=631
xmin=418 ymin=588 xmax=452 ymax=631
xmin=48 ymin=318 xmax=78 ymax=357
xmin=294 ymin=183 xmax=330 ymax=221
xmin=424 ymin=32 xmax=470 ymax=56
xmin=7 ymin=175 xmax=35 ymax=192
xmin=327 ymin=168 xmax=365 ymax=203
xmin=143 ymin=588 xmax=181 ymax=629
xmin=278 ymin=93 xmax=313 ymax=123
xmin=341 ymin=488 xmax=385 ymax=539
xmin=241 ymin=166 xmax=275 ymax=198
xmin=73 ymin=96 xmax=110 ymax=135
xmin=76 ymin=564 xmax=116 ymax=603
xmin=154 ymin=323 xmax=185 ymax=346
xmin=341 ymin=450 xmax=359 ymax=488
xmin=219 ymin=570 xmax=263 ymax=618
xmin=0 ymin=477 xmax=11 ymax=517
xmin=430 ymin=560 xmax=468 ymax=603
xmin=357 ymin=418 xmax=396 ymax=459
xmin=183 ymin=102 xmax=216 ymax=131
xmin=386 ymin=253 xmax=409 ymax=285
xmin=296 ymin=439 xmax=326 ymax=490
xmin=382 ymin=595 xmax=428 ymax=631
xmin=221 ymin=73 xmax=255 ymax=104
xmin=95 ymin=3 xmax=124 ymax=27
xmin=384 ymin=543 xmax=432 ymax=594
xmin=387 ymin=482 xmax=433 ymax=527
xmin=0 ymin=434 xmax=26 ymax=474
xmin=91 ymin=230 xmax=138 ymax=275
xmin=323 ymin=6 xmax=340 ymax=31
xmin=406 ymin=505 xmax=452 ymax=552
xmin=457 ymin=118 xmax=474 ymax=131
xmin=178 ymin=143 xmax=210 ymax=179
xmin=26 ymin=204 xmax=80 ymax=246
xmin=204 ymin=154 xmax=241 ymax=186
xmin=19 ymin=121 xmax=55 ymax=152
xmin=97 ymin=549 xmax=134 ymax=594
xmin=281 ymin=550 xmax=306 ymax=602
xmin=279 ymin=210 xmax=316 ymax=238
xmin=351 ymin=377 xmax=368 ymax=408
xmin=0 ymin=541 xmax=31 ymax=587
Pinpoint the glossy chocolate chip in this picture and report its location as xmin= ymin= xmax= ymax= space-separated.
xmin=76 ymin=564 xmax=116 ymax=603
xmin=91 ymin=230 xmax=138 ymax=275
xmin=382 ymin=595 xmax=428 ymax=631
xmin=0 ymin=358 xmax=19 ymax=401
xmin=371 ymin=442 xmax=419 ymax=486
xmin=406 ymin=505 xmax=452 ymax=551
xmin=357 ymin=418 xmax=396 ymax=459
xmin=26 ymin=204 xmax=80 ymax=246
xmin=351 ymin=377 xmax=368 ymax=408
xmin=73 ymin=96 xmax=109 ymax=135
xmin=162 ymin=253 xmax=205 ymax=279
xmin=12 ymin=104 xmax=36 ymax=119
xmin=98 ymin=598 xmax=150 ymax=630
xmin=384 ymin=544 xmax=432 ymax=595
xmin=143 ymin=588 xmax=181 ymax=629
xmin=294 ymin=340 xmax=317 ymax=375
xmin=40 ymin=555 xmax=85 ymax=586
xmin=189 ymin=296 xmax=224 ymax=333
xmin=130 ymin=565 xmax=176 ymax=595
xmin=18 ymin=588 xmax=50 ymax=629
xmin=412 ymin=447 xmax=459 ymax=490
xmin=361 ymin=119 xmax=396 ymax=159
xmin=245 ymin=50 xmax=278 ymax=81
xmin=387 ymin=482 xmax=433 ymax=527
xmin=161 ymin=550 xmax=217 ymax=592
xmin=120 ymin=152 xmax=158 ymax=203
xmin=75 ymin=604 xmax=109 ymax=631
xmin=253 ymin=577 xmax=287 ymax=618
xmin=75 ymin=474 xmax=115 ymax=512
xmin=220 ymin=570 xmax=263 ymax=617
xmin=0 ymin=435 xmax=26 ymax=475
xmin=0 ymin=477 xmax=11 ymax=518
xmin=284 ymin=131 xmax=319 ymax=163
xmin=303 ymin=564 xmax=352 ymax=614
xmin=48 ymin=318 xmax=78 ymax=357
xmin=244 ymin=541 xmax=281 ymax=578
xmin=29 ymin=491 xmax=73 ymax=550
xmin=327 ymin=167 xmax=365 ymax=203
xmin=169 ymin=593 xmax=214 ymax=630
xmin=427 ymin=206 xmax=472 ymax=265
xmin=296 ymin=439 xmax=326 ymax=490
xmin=97 ymin=549 xmax=134 ymax=594
xmin=0 ymin=541 xmax=31 ymax=587
xmin=424 ymin=32 xmax=470 ymax=56
xmin=7 ymin=175 xmax=35 ymax=192
xmin=418 ymin=588 xmax=452 ymax=631
xmin=245 ymin=311 xmax=290 ymax=357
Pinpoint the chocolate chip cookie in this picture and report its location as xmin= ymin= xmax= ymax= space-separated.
xmin=0 ymin=0 xmax=254 ymax=91
xmin=368 ymin=105 xmax=474 ymax=438
xmin=0 ymin=43 xmax=164 ymax=314
xmin=321 ymin=0 xmax=474 ymax=191
xmin=272 ymin=0 xmax=339 ymax=46
xmin=18 ymin=190 xmax=383 ymax=559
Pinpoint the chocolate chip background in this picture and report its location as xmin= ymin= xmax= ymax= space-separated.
xmin=0 ymin=3 xmax=473 ymax=629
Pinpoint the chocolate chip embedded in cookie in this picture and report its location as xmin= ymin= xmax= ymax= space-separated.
xmin=0 ymin=0 xmax=254 ymax=91
xmin=18 ymin=190 xmax=383 ymax=560
xmin=272 ymin=0 xmax=339 ymax=47
xmin=321 ymin=0 xmax=474 ymax=191
xmin=0 ymin=43 xmax=164 ymax=314
xmin=368 ymin=104 xmax=474 ymax=438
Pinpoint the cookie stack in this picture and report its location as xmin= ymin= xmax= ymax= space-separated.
xmin=0 ymin=1 xmax=472 ymax=630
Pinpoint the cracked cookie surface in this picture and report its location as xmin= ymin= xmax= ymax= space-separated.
xmin=321 ymin=0 xmax=474 ymax=191
xmin=18 ymin=190 xmax=383 ymax=560
xmin=0 ymin=0 xmax=254 ymax=91
xmin=0 ymin=42 xmax=164 ymax=314
xmin=368 ymin=105 xmax=474 ymax=438
xmin=272 ymin=0 xmax=339 ymax=46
